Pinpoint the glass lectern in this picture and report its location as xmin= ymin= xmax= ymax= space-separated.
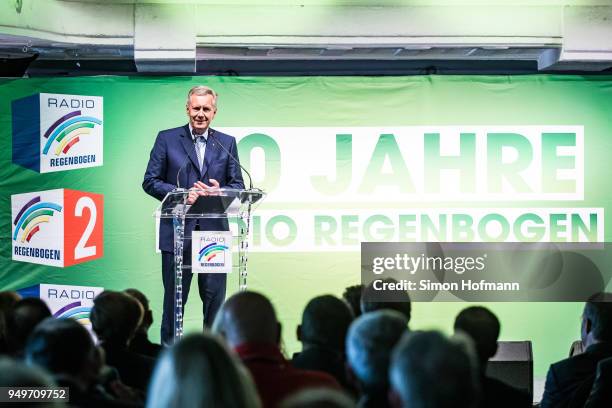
xmin=155 ymin=188 xmax=265 ymax=341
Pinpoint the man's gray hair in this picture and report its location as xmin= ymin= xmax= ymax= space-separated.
xmin=390 ymin=330 xmax=481 ymax=408
xmin=186 ymin=85 xmax=218 ymax=107
xmin=346 ymin=309 xmax=407 ymax=391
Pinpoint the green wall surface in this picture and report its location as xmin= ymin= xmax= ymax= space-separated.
xmin=2 ymin=75 xmax=612 ymax=377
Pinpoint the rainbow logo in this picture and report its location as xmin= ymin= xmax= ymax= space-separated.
xmin=12 ymin=196 xmax=62 ymax=243
xmin=53 ymin=301 xmax=92 ymax=325
xmin=42 ymin=110 xmax=102 ymax=156
xmin=198 ymin=243 xmax=229 ymax=263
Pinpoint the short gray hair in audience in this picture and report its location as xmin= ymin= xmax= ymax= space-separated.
xmin=346 ymin=309 xmax=408 ymax=392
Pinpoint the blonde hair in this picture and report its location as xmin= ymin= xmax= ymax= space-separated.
xmin=147 ymin=333 xmax=261 ymax=408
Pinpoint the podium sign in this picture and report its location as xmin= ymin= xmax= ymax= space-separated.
xmin=191 ymin=231 xmax=232 ymax=273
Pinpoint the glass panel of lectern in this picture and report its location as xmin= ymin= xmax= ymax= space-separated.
xmin=155 ymin=187 xmax=265 ymax=341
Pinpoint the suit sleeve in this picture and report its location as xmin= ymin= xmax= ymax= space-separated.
xmin=142 ymin=131 xmax=176 ymax=201
xmin=225 ymin=137 xmax=246 ymax=189
xmin=540 ymin=365 xmax=560 ymax=408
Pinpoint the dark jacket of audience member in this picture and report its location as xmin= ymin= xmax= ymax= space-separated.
xmin=390 ymin=330 xmax=481 ymax=408
xmin=214 ymin=291 xmax=340 ymax=408
xmin=91 ymin=290 xmax=155 ymax=393
xmin=454 ymin=306 xmax=531 ymax=408
xmin=292 ymin=295 xmax=354 ymax=391
xmin=346 ymin=310 xmax=407 ymax=408
xmin=147 ymin=333 xmax=260 ymax=408
xmin=25 ymin=317 xmax=139 ymax=407
xmin=541 ymin=293 xmax=612 ymax=408
xmin=125 ymin=288 xmax=162 ymax=359
xmin=584 ymin=356 xmax=612 ymax=408
xmin=5 ymin=297 xmax=51 ymax=358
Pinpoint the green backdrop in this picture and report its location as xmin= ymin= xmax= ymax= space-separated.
xmin=2 ymin=75 xmax=612 ymax=378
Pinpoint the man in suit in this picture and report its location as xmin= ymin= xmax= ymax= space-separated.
xmin=143 ymin=85 xmax=244 ymax=345
xmin=454 ymin=306 xmax=531 ymax=408
xmin=540 ymin=293 xmax=612 ymax=408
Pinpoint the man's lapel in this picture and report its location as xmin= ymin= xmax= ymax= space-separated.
xmin=179 ymin=125 xmax=201 ymax=177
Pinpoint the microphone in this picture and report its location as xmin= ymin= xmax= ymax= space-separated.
xmin=208 ymin=129 xmax=256 ymax=191
xmin=175 ymin=134 xmax=196 ymax=191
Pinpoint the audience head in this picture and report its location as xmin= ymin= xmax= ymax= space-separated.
xmin=346 ymin=309 xmax=408 ymax=393
xmin=213 ymin=291 xmax=280 ymax=348
xmin=0 ymin=357 xmax=59 ymax=408
xmin=25 ymin=317 xmax=99 ymax=389
xmin=390 ymin=330 xmax=480 ymax=408
xmin=125 ymin=288 xmax=154 ymax=334
xmin=147 ymin=333 xmax=260 ymax=408
xmin=360 ymin=279 xmax=411 ymax=323
xmin=298 ymin=295 xmax=353 ymax=353
xmin=280 ymin=388 xmax=355 ymax=408
xmin=454 ymin=306 xmax=500 ymax=368
xmin=0 ymin=291 xmax=21 ymax=312
xmin=5 ymin=297 xmax=51 ymax=356
xmin=91 ymin=290 xmax=143 ymax=346
xmin=342 ymin=285 xmax=363 ymax=318
xmin=582 ymin=292 xmax=612 ymax=348
xmin=0 ymin=356 xmax=55 ymax=387
xmin=0 ymin=291 xmax=21 ymax=351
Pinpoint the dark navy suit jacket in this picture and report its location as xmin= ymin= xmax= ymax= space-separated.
xmin=142 ymin=125 xmax=244 ymax=252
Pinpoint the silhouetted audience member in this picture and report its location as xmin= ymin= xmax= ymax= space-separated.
xmin=25 ymin=317 xmax=139 ymax=407
xmin=346 ymin=310 xmax=407 ymax=408
xmin=0 ymin=291 xmax=21 ymax=354
xmin=390 ymin=330 xmax=480 ymax=408
xmin=5 ymin=297 xmax=51 ymax=358
xmin=147 ymin=332 xmax=260 ymax=408
xmin=454 ymin=306 xmax=531 ymax=408
xmin=91 ymin=290 xmax=155 ymax=392
xmin=342 ymin=285 xmax=363 ymax=319
xmin=293 ymin=295 xmax=354 ymax=390
xmin=214 ymin=291 xmax=340 ymax=407
xmin=280 ymin=388 xmax=355 ymax=408
xmin=360 ymin=279 xmax=411 ymax=323
xmin=541 ymin=293 xmax=612 ymax=408
xmin=0 ymin=355 xmax=55 ymax=387
xmin=584 ymin=356 xmax=612 ymax=408
xmin=125 ymin=288 xmax=163 ymax=359
xmin=0 ymin=356 xmax=59 ymax=408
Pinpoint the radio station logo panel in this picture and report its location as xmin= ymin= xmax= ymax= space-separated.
xmin=11 ymin=189 xmax=104 ymax=267
xmin=192 ymin=231 xmax=233 ymax=273
xmin=12 ymin=93 xmax=103 ymax=173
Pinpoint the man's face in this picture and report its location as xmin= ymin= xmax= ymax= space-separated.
xmin=186 ymin=94 xmax=216 ymax=133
